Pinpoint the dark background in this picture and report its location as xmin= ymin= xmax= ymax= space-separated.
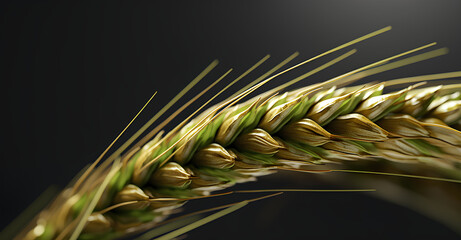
xmin=2 ymin=0 xmax=461 ymax=239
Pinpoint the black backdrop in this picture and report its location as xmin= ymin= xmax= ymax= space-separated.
xmin=2 ymin=0 xmax=461 ymax=239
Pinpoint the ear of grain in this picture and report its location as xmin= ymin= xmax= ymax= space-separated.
xmin=23 ymin=80 xmax=461 ymax=240
xmin=17 ymin=28 xmax=461 ymax=240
